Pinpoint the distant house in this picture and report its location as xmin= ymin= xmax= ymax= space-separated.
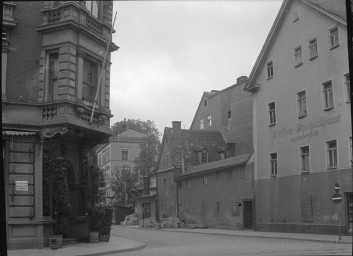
xmin=244 ymin=0 xmax=351 ymax=235
xmin=157 ymin=121 xmax=254 ymax=229
xmin=96 ymin=129 xmax=157 ymax=206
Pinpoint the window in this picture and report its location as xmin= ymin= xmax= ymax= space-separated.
xmin=239 ymin=167 xmax=244 ymax=179
xmin=344 ymin=74 xmax=350 ymax=102
xmin=300 ymin=146 xmax=310 ymax=172
xmin=322 ymin=81 xmax=334 ymax=109
xmin=297 ymin=91 xmax=307 ymax=117
xmin=203 ymin=176 xmax=208 ymax=185
xmin=294 ymin=46 xmax=302 ymax=67
xmin=329 ymin=26 xmax=339 ymax=49
xmin=85 ymin=0 xmax=99 ymax=18
xmin=266 ymin=61 xmax=273 ymax=79
xmin=207 ymin=116 xmax=212 ymax=127
xmin=142 ymin=203 xmax=151 ymax=218
xmin=270 ymin=153 xmax=277 ymax=176
xmin=122 ymin=149 xmax=128 ymax=160
xmin=227 ymin=110 xmax=231 ymax=119
xmin=200 ymin=119 xmax=204 ymax=130
xmin=309 ymin=38 xmax=318 ymax=59
xmin=178 ymin=181 xmax=183 ymax=189
xmin=204 ymin=99 xmax=207 ymax=106
xmin=47 ymin=52 xmax=59 ymax=101
xmin=188 ymin=203 xmax=192 ymax=212
xmin=220 ymin=152 xmax=225 ymax=159
xmin=83 ymin=58 xmax=98 ymax=102
xmin=187 ymin=180 xmax=191 ymax=188
xmin=201 ymin=151 xmax=208 ymax=164
xmin=327 ymin=140 xmax=337 ymax=169
xmin=163 ymin=178 xmax=166 ymax=187
xmin=268 ymin=102 xmax=276 ymax=125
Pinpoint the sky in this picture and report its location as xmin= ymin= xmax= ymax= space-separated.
xmin=110 ymin=0 xmax=283 ymax=134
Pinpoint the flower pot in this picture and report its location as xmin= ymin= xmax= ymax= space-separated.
xmin=49 ymin=234 xmax=63 ymax=249
xmin=89 ymin=231 xmax=99 ymax=243
xmin=99 ymin=235 xmax=110 ymax=242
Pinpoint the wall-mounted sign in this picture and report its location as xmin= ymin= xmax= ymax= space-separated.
xmin=15 ymin=181 xmax=28 ymax=191
xmin=232 ymin=201 xmax=240 ymax=216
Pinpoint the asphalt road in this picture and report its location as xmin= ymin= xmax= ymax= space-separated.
xmin=111 ymin=226 xmax=352 ymax=256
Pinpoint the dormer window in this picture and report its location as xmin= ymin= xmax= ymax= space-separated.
xmin=85 ymin=1 xmax=99 ymax=18
xmin=204 ymin=99 xmax=207 ymax=106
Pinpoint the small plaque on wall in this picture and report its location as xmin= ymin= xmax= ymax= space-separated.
xmin=232 ymin=201 xmax=239 ymax=216
xmin=15 ymin=181 xmax=28 ymax=191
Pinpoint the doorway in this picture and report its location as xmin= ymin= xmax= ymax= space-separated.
xmin=243 ymin=200 xmax=253 ymax=229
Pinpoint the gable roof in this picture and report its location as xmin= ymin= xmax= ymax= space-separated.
xmin=175 ymin=153 xmax=252 ymax=180
xmin=157 ymin=127 xmax=227 ymax=172
xmin=110 ymin=129 xmax=147 ymax=142
xmin=244 ymin=0 xmax=347 ymax=92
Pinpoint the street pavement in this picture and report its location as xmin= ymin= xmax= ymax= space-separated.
xmin=7 ymin=225 xmax=352 ymax=256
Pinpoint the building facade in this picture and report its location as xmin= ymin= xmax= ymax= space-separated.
xmin=2 ymin=1 xmax=118 ymax=249
xmin=157 ymin=120 xmax=254 ymax=229
xmin=245 ymin=0 xmax=352 ymax=235
xmin=96 ymin=129 xmax=155 ymax=206
xmin=190 ymin=76 xmax=253 ymax=155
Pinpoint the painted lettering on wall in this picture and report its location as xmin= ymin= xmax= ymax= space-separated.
xmin=272 ymin=115 xmax=340 ymax=143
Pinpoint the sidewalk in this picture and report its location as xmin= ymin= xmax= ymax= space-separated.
xmin=154 ymin=226 xmax=352 ymax=244
xmin=7 ymin=236 xmax=145 ymax=256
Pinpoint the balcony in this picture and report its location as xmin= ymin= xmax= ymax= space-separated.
xmin=37 ymin=1 xmax=111 ymax=43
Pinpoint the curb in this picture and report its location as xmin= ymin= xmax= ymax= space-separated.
xmin=153 ymin=228 xmax=352 ymax=245
xmin=74 ymin=243 xmax=146 ymax=256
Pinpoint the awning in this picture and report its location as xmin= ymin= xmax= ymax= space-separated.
xmin=2 ymin=130 xmax=37 ymax=136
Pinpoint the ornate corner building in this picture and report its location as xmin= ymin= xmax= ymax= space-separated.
xmin=2 ymin=1 xmax=118 ymax=249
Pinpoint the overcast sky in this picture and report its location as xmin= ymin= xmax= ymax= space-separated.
xmin=110 ymin=0 xmax=283 ymax=134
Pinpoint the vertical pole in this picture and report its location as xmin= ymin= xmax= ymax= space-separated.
xmin=338 ymin=205 xmax=341 ymax=240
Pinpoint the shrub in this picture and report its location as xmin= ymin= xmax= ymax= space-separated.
xmin=99 ymin=206 xmax=114 ymax=237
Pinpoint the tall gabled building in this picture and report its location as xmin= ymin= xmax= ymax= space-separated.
xmin=245 ymin=0 xmax=351 ymax=235
xmin=2 ymin=1 xmax=118 ymax=249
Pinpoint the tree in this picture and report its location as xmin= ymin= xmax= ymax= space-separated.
xmin=87 ymin=164 xmax=106 ymax=209
xmin=110 ymin=167 xmax=140 ymax=206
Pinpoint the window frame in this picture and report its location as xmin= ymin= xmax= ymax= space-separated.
xmin=200 ymin=119 xmax=204 ymax=130
xmin=294 ymin=46 xmax=303 ymax=67
xmin=322 ymin=80 xmax=334 ymax=110
xmin=270 ymin=152 xmax=278 ymax=177
xmin=266 ymin=60 xmax=274 ymax=79
xmin=85 ymin=0 xmax=99 ymax=18
xmin=326 ymin=140 xmax=338 ymax=169
xmin=300 ymin=145 xmax=310 ymax=173
xmin=122 ymin=148 xmax=129 ymax=161
xmin=268 ymin=101 xmax=276 ymax=126
xmin=46 ymin=50 xmax=59 ymax=101
xmin=82 ymin=57 xmax=99 ymax=103
xmin=309 ymin=38 xmax=318 ymax=60
xmin=329 ymin=26 xmax=339 ymax=49
xmin=207 ymin=116 xmax=212 ymax=127
xmin=297 ymin=90 xmax=307 ymax=118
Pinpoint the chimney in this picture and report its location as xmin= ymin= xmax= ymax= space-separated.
xmin=172 ymin=121 xmax=181 ymax=134
xmin=236 ymin=76 xmax=248 ymax=84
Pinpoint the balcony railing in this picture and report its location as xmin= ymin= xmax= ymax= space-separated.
xmin=39 ymin=2 xmax=111 ymax=39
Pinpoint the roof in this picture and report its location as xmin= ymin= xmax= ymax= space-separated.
xmin=175 ymin=153 xmax=252 ymax=180
xmin=303 ymin=0 xmax=346 ymax=21
xmin=245 ymin=0 xmax=347 ymax=92
xmin=158 ymin=127 xmax=227 ymax=172
xmin=110 ymin=129 xmax=147 ymax=142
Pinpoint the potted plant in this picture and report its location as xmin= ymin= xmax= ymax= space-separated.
xmin=86 ymin=164 xmax=105 ymax=243
xmin=99 ymin=206 xmax=114 ymax=242
xmin=48 ymin=157 xmax=71 ymax=249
